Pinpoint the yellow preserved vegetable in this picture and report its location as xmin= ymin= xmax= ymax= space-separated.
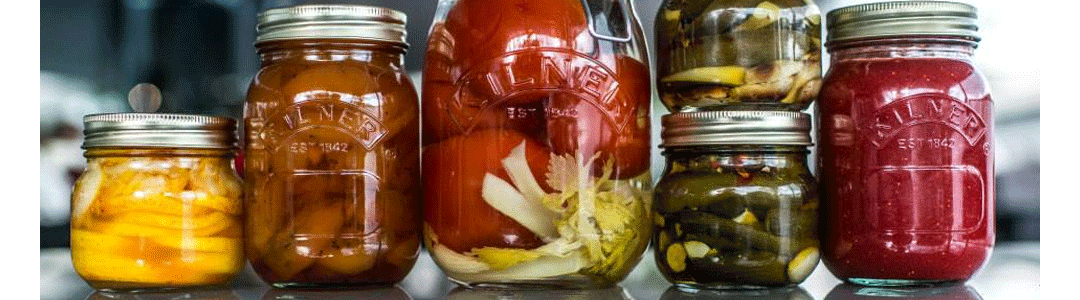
xmin=72 ymin=113 xmax=242 ymax=291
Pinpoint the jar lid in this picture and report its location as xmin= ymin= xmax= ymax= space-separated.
xmin=256 ymin=5 xmax=407 ymax=46
xmin=82 ymin=113 xmax=238 ymax=150
xmin=661 ymin=111 xmax=812 ymax=147
xmin=826 ymin=1 xmax=979 ymax=43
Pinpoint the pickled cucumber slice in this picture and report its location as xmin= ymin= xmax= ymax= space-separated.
xmin=666 ymin=243 xmax=687 ymax=272
xmin=660 ymin=66 xmax=746 ymax=85
xmin=787 ymin=247 xmax=820 ymax=283
xmin=732 ymin=209 xmax=760 ymax=226
xmin=683 ymin=241 xmax=711 ymax=259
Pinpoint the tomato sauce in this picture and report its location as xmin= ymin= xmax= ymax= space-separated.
xmin=818 ymin=41 xmax=994 ymax=284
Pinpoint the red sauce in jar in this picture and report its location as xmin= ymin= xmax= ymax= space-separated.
xmin=818 ymin=39 xmax=994 ymax=284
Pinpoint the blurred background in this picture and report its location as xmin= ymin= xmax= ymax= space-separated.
xmin=40 ymin=0 xmax=1039 ymax=298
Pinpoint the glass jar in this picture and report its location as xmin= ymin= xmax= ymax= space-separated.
xmin=655 ymin=0 xmax=822 ymax=112
xmin=654 ymin=111 xmax=819 ymax=289
xmin=71 ymin=113 xmax=243 ymax=291
xmin=243 ymin=5 xmax=421 ymax=287
xmin=818 ymin=1 xmax=994 ymax=286
xmin=421 ymin=0 xmax=652 ymax=288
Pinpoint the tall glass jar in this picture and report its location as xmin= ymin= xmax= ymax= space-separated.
xmin=71 ymin=113 xmax=243 ymax=291
xmin=421 ymin=0 xmax=652 ymax=288
xmin=243 ymin=5 xmax=421 ymax=287
xmin=654 ymin=0 xmax=822 ymax=112
xmin=654 ymin=111 xmax=819 ymax=289
xmin=818 ymin=1 xmax=994 ymax=286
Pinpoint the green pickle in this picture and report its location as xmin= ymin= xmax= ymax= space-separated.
xmin=654 ymin=149 xmax=819 ymax=289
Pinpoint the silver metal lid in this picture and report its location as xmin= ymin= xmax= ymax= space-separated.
xmin=82 ymin=113 xmax=238 ymax=149
xmin=256 ymin=5 xmax=407 ymax=46
xmin=826 ymin=1 xmax=979 ymax=43
xmin=661 ymin=111 xmax=812 ymax=147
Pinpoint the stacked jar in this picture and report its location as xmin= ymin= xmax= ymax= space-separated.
xmin=652 ymin=0 xmax=823 ymax=290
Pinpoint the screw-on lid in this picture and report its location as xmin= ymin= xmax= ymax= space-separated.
xmin=82 ymin=113 xmax=238 ymax=150
xmin=256 ymin=5 xmax=407 ymax=46
xmin=661 ymin=111 xmax=812 ymax=147
xmin=826 ymin=1 xmax=979 ymax=43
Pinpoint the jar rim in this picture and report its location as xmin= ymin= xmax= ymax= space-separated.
xmin=82 ymin=113 xmax=238 ymax=150
xmin=255 ymin=4 xmax=408 ymax=48
xmin=661 ymin=111 xmax=813 ymax=147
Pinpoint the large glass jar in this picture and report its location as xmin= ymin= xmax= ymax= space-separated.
xmin=654 ymin=111 xmax=819 ymax=289
xmin=655 ymin=0 xmax=821 ymax=112
xmin=818 ymin=1 xmax=994 ymax=286
xmin=71 ymin=113 xmax=243 ymax=291
xmin=243 ymin=5 xmax=420 ymax=287
xmin=421 ymin=0 xmax=652 ymax=288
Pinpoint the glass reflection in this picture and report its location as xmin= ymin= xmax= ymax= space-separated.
xmin=86 ymin=289 xmax=240 ymax=300
xmin=260 ymin=285 xmax=411 ymax=300
xmin=445 ymin=285 xmax=633 ymax=300
xmin=659 ymin=286 xmax=812 ymax=300
xmin=825 ymin=284 xmax=982 ymax=300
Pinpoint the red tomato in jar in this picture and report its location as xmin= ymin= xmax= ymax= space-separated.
xmin=421 ymin=81 xmax=548 ymax=145
xmin=546 ymin=56 xmax=651 ymax=179
xmin=443 ymin=0 xmax=588 ymax=74
xmin=422 ymin=129 xmax=552 ymax=253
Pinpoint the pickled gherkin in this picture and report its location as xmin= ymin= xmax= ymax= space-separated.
xmin=654 ymin=111 xmax=818 ymax=289
xmin=655 ymin=0 xmax=822 ymax=112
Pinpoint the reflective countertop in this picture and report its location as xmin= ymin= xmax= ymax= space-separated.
xmin=41 ymin=242 xmax=1039 ymax=300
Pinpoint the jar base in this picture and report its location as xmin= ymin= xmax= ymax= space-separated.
xmin=845 ymin=278 xmax=963 ymax=287
xmin=674 ymin=282 xmax=795 ymax=291
xmin=450 ymin=278 xmax=615 ymax=290
xmin=270 ymin=282 xmax=398 ymax=289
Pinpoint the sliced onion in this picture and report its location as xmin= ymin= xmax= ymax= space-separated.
xmin=481 ymin=173 xmax=559 ymax=239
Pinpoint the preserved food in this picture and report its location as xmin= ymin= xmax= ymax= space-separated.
xmin=244 ymin=5 xmax=420 ymax=287
xmin=655 ymin=0 xmax=821 ymax=111
xmin=654 ymin=111 xmax=818 ymax=289
xmin=71 ymin=113 xmax=243 ymax=291
xmin=421 ymin=0 xmax=652 ymax=287
xmin=818 ymin=1 xmax=994 ymax=286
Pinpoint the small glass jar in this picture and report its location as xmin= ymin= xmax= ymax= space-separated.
xmin=818 ymin=1 xmax=994 ymax=286
xmin=244 ymin=5 xmax=421 ymax=287
xmin=655 ymin=0 xmax=822 ymax=112
xmin=71 ymin=113 xmax=243 ymax=291
xmin=654 ymin=111 xmax=819 ymax=289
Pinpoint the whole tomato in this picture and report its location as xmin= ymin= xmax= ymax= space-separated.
xmin=546 ymin=56 xmax=651 ymax=179
xmin=422 ymin=129 xmax=552 ymax=253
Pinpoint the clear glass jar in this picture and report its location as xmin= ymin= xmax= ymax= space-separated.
xmin=71 ymin=113 xmax=243 ymax=291
xmin=654 ymin=111 xmax=819 ymax=289
xmin=421 ymin=0 xmax=652 ymax=288
xmin=655 ymin=0 xmax=822 ymax=112
xmin=243 ymin=5 xmax=421 ymax=287
xmin=818 ymin=1 xmax=993 ymax=286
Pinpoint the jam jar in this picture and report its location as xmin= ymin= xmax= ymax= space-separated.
xmin=243 ymin=5 xmax=420 ymax=287
xmin=654 ymin=0 xmax=822 ymax=111
xmin=654 ymin=111 xmax=819 ymax=289
xmin=421 ymin=0 xmax=652 ymax=288
xmin=818 ymin=1 xmax=994 ymax=286
xmin=71 ymin=113 xmax=243 ymax=291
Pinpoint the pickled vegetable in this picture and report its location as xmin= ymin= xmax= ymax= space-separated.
xmin=654 ymin=149 xmax=818 ymax=288
xmin=655 ymin=0 xmax=822 ymax=111
xmin=71 ymin=153 xmax=243 ymax=290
